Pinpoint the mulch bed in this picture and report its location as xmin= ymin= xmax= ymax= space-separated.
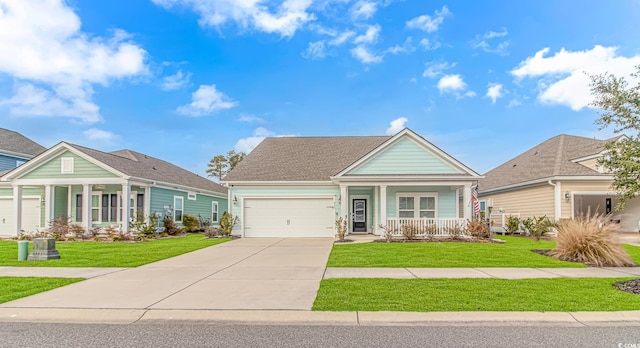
xmin=372 ymin=237 xmax=499 ymax=243
xmin=614 ymin=279 xmax=640 ymax=295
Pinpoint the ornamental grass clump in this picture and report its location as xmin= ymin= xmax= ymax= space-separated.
xmin=549 ymin=214 xmax=635 ymax=267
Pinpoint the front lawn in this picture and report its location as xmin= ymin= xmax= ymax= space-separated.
xmin=328 ymin=236 xmax=589 ymax=268
xmin=0 ymin=277 xmax=83 ymax=304
xmin=0 ymin=235 xmax=229 ymax=267
xmin=313 ymin=278 xmax=640 ymax=312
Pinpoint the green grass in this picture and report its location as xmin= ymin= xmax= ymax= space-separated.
xmin=0 ymin=277 xmax=83 ymax=304
xmin=624 ymin=244 xmax=640 ymax=262
xmin=313 ymin=278 xmax=640 ymax=312
xmin=328 ymin=236 xmax=588 ymax=268
xmin=0 ymin=235 xmax=229 ymax=267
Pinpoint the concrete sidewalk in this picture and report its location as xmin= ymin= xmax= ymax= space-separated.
xmin=324 ymin=267 xmax=640 ymax=279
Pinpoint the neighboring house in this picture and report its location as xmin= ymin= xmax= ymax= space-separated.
xmin=0 ymin=142 xmax=227 ymax=236
xmin=222 ymin=128 xmax=482 ymax=238
xmin=478 ymin=134 xmax=640 ymax=232
xmin=0 ymin=128 xmax=46 ymax=171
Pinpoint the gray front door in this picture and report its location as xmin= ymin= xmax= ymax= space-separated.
xmin=352 ymin=199 xmax=367 ymax=232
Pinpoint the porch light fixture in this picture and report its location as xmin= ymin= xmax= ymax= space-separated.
xmin=233 ymin=195 xmax=238 ymax=205
xmin=92 ymin=184 xmax=106 ymax=190
xmin=564 ymin=192 xmax=570 ymax=201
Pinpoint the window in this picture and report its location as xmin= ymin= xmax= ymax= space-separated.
xmin=187 ymin=192 xmax=197 ymax=200
xmin=174 ymin=196 xmax=184 ymax=223
xmin=212 ymin=201 xmax=219 ymax=223
xmin=61 ymin=157 xmax=74 ymax=173
xmin=76 ymin=192 xmax=100 ymax=222
xmin=398 ymin=197 xmax=415 ymax=218
xmin=102 ymin=194 xmax=118 ymax=222
xmin=396 ymin=193 xmax=438 ymax=219
xmin=76 ymin=194 xmax=82 ymax=222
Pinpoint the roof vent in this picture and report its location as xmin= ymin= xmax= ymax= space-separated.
xmin=152 ymin=166 xmax=157 ymax=170
xmin=512 ymin=164 xmax=517 ymax=167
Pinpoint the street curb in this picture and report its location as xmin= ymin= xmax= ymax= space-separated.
xmin=1 ymin=308 xmax=640 ymax=326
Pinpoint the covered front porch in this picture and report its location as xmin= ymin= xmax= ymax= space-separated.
xmin=338 ymin=181 xmax=473 ymax=237
xmin=11 ymin=179 xmax=151 ymax=236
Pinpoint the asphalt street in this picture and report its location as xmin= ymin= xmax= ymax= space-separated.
xmin=1 ymin=322 xmax=639 ymax=348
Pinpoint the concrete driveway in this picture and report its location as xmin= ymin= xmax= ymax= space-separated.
xmin=1 ymin=238 xmax=334 ymax=311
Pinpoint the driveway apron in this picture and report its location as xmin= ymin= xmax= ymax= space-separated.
xmin=0 ymin=238 xmax=334 ymax=311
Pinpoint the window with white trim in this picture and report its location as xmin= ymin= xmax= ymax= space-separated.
xmin=174 ymin=196 xmax=184 ymax=223
xmin=396 ymin=193 xmax=438 ymax=219
xmin=75 ymin=192 xmax=101 ymax=222
xmin=61 ymin=157 xmax=74 ymax=173
xmin=187 ymin=192 xmax=197 ymax=200
xmin=212 ymin=201 xmax=219 ymax=223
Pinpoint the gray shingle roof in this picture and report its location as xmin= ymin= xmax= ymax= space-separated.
xmin=0 ymin=128 xmax=46 ymax=157
xmin=480 ymin=134 xmax=616 ymax=192
xmin=223 ymin=136 xmax=391 ymax=182
xmin=67 ymin=143 xmax=227 ymax=195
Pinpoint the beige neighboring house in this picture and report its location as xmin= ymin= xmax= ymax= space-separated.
xmin=478 ymin=134 xmax=640 ymax=232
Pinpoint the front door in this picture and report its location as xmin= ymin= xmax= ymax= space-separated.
xmin=352 ymin=199 xmax=367 ymax=232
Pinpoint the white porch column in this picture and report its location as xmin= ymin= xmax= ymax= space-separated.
xmin=121 ymin=183 xmax=131 ymax=233
xmin=82 ymin=184 xmax=92 ymax=232
xmin=12 ymin=185 xmax=23 ymax=237
xmin=44 ymin=185 xmax=55 ymax=227
xmin=374 ymin=186 xmax=379 ymax=235
xmin=463 ymin=184 xmax=472 ymax=221
xmin=380 ymin=185 xmax=387 ymax=231
xmin=340 ymin=185 xmax=348 ymax=220
xmin=143 ymin=186 xmax=151 ymax=222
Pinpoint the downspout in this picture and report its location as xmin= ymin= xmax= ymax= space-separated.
xmin=548 ymin=180 xmax=562 ymax=221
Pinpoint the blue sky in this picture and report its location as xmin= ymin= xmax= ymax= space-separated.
xmin=1 ymin=0 xmax=640 ymax=177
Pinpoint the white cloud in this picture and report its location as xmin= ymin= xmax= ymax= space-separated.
xmin=419 ymin=38 xmax=441 ymax=51
xmin=354 ymin=24 xmax=381 ymax=44
xmin=0 ymin=0 xmax=148 ymax=123
xmin=238 ymin=113 xmax=265 ymax=123
xmin=330 ymin=30 xmax=356 ymax=46
xmin=386 ymin=117 xmax=408 ymax=135
xmin=351 ymin=45 xmax=383 ymax=64
xmin=472 ymin=28 xmax=509 ymax=55
xmin=422 ymin=61 xmax=456 ymax=78
xmin=176 ymin=84 xmax=238 ymax=116
xmin=510 ymin=45 xmax=640 ymax=111
xmin=152 ymin=0 xmax=316 ymax=38
xmin=161 ymin=70 xmax=191 ymax=91
xmin=351 ymin=0 xmax=377 ymax=20
xmin=438 ymin=74 xmax=474 ymax=98
xmin=507 ymin=99 xmax=522 ymax=108
xmin=302 ymin=40 xmax=327 ymax=59
xmin=83 ymin=128 xmax=117 ymax=141
xmin=485 ymin=83 xmax=503 ymax=104
xmin=386 ymin=37 xmax=415 ymax=55
xmin=406 ymin=6 xmax=450 ymax=32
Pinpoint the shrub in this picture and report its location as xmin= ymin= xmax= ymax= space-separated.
xmin=506 ymin=216 xmax=520 ymax=234
xmin=523 ymin=216 xmax=556 ymax=241
xmin=424 ymin=223 xmax=437 ymax=239
xmin=163 ymin=217 xmax=182 ymax=235
xmin=335 ymin=216 xmax=348 ymax=241
xmin=49 ymin=215 xmax=70 ymax=240
xmin=446 ymin=224 xmax=466 ymax=240
xmin=204 ymin=226 xmax=220 ymax=238
xmin=104 ymin=225 xmax=119 ymax=238
xmin=378 ymin=224 xmax=394 ymax=242
xmin=401 ymin=222 xmax=419 ymax=240
xmin=182 ymin=214 xmax=201 ymax=233
xmin=69 ymin=224 xmax=86 ymax=240
xmin=219 ymin=212 xmax=238 ymax=237
xmin=467 ymin=220 xmax=489 ymax=238
xmin=199 ymin=216 xmax=212 ymax=228
xmin=130 ymin=212 xmax=158 ymax=237
xmin=549 ymin=214 xmax=635 ymax=267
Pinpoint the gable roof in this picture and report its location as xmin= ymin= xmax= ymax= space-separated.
xmin=480 ymin=134 xmax=617 ymax=192
xmin=4 ymin=142 xmax=226 ymax=195
xmin=223 ymin=136 xmax=390 ymax=182
xmin=0 ymin=128 xmax=46 ymax=158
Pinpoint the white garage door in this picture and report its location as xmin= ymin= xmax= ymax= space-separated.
xmin=0 ymin=198 xmax=41 ymax=236
xmin=244 ymin=198 xmax=335 ymax=237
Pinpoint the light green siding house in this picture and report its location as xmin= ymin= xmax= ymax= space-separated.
xmin=0 ymin=142 xmax=227 ymax=236
xmin=222 ymin=128 xmax=482 ymax=238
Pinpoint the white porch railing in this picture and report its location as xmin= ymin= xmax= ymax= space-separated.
xmin=384 ymin=218 xmax=469 ymax=238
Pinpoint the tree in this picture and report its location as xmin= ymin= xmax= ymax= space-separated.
xmin=589 ymin=65 xmax=640 ymax=209
xmin=205 ymin=150 xmax=246 ymax=181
